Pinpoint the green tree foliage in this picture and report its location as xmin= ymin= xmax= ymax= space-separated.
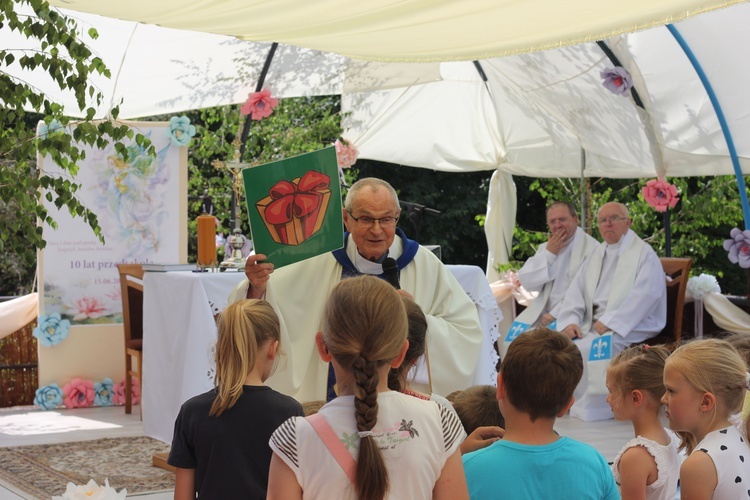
xmin=507 ymin=175 xmax=749 ymax=295
xmin=0 ymin=0 xmax=151 ymax=293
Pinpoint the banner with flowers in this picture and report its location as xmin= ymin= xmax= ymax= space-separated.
xmin=38 ymin=121 xmax=187 ymax=326
xmin=243 ymin=146 xmax=343 ymax=268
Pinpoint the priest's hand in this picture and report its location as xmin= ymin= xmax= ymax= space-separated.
xmin=545 ymin=228 xmax=572 ymax=255
xmin=593 ymin=320 xmax=610 ymax=335
xmin=540 ymin=313 xmax=555 ymax=326
xmin=396 ymin=289 xmax=414 ymax=300
xmin=244 ymin=254 xmax=274 ymax=299
xmin=562 ymin=324 xmax=582 ymax=339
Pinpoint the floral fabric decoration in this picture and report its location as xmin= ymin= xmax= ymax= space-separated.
xmin=63 ymin=378 xmax=95 ymax=408
xmin=112 ymin=377 xmax=140 ymax=406
xmin=601 ymin=67 xmax=633 ymax=96
xmin=167 ymin=116 xmax=196 ymax=147
xmin=32 ymin=313 xmax=71 ymax=347
xmin=723 ymin=227 xmax=750 ymax=268
xmin=94 ymin=378 xmax=115 ymax=407
xmin=241 ymin=88 xmax=279 ymax=120
xmin=334 ymin=139 xmax=359 ymax=168
xmin=52 ymin=478 xmax=127 ymax=500
xmin=641 ymin=178 xmax=679 ymax=212
xmin=686 ymin=273 xmax=721 ymax=300
xmin=34 ymin=384 xmax=64 ymax=410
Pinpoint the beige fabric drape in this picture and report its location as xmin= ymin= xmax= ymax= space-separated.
xmin=703 ymin=293 xmax=750 ymax=335
xmin=49 ymin=0 xmax=744 ymax=62
xmin=0 ymin=293 xmax=38 ymax=340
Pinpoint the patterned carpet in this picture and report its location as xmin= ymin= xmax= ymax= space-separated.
xmin=0 ymin=436 xmax=174 ymax=498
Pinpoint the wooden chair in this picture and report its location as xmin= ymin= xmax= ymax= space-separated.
xmin=117 ymin=264 xmax=144 ymax=414
xmin=644 ymin=257 xmax=692 ymax=347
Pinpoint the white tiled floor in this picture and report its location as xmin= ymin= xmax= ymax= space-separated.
xmin=0 ymin=404 xmax=635 ymax=499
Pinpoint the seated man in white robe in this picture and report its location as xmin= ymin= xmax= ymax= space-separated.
xmin=557 ymin=202 xmax=666 ymax=421
xmin=514 ymin=201 xmax=598 ymax=331
xmin=228 ymin=177 xmax=484 ymax=403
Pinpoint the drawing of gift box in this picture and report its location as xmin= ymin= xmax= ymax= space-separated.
xmin=256 ymin=170 xmax=331 ymax=246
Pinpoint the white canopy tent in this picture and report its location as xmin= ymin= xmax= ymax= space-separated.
xmin=5 ymin=1 xmax=750 ymax=277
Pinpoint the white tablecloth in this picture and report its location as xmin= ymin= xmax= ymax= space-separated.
xmin=142 ymin=265 xmax=502 ymax=444
xmin=142 ymin=270 xmax=245 ymax=443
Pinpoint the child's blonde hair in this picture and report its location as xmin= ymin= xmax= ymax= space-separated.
xmin=210 ymin=299 xmax=281 ymax=416
xmin=666 ymin=338 xmax=749 ymax=452
xmin=322 ymin=275 xmax=408 ymax=500
xmin=607 ymin=344 xmax=670 ymax=405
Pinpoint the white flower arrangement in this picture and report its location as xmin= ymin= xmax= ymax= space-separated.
xmin=52 ymin=479 xmax=126 ymax=500
xmin=687 ymin=273 xmax=721 ymax=300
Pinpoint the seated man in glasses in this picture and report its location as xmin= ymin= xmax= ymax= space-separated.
xmin=556 ymin=201 xmax=666 ymax=421
xmin=229 ymin=177 xmax=483 ymax=403
xmin=512 ymin=201 xmax=598 ymax=333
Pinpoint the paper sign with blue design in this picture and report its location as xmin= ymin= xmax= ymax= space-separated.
xmin=505 ymin=321 xmax=529 ymax=342
xmin=589 ymin=335 xmax=612 ymax=361
xmin=586 ymin=332 xmax=614 ymax=396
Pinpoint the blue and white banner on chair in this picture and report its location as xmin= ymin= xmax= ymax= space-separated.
xmin=586 ymin=332 xmax=613 ymax=396
xmin=502 ymin=320 xmax=557 ymax=358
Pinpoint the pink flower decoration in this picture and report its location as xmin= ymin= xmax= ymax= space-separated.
xmin=63 ymin=378 xmax=95 ymax=408
xmin=335 ymin=139 xmax=359 ymax=169
xmin=240 ymin=88 xmax=279 ymax=121
xmin=601 ymin=67 xmax=633 ymax=96
xmin=641 ymin=178 xmax=679 ymax=212
xmin=112 ymin=377 xmax=141 ymax=406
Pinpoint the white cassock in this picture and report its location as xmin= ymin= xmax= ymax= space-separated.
xmin=228 ymin=234 xmax=484 ymax=403
xmin=558 ymin=230 xmax=666 ymax=421
xmin=516 ymin=227 xmax=599 ymax=324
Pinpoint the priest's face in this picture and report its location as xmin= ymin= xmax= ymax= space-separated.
xmin=343 ymin=187 xmax=401 ymax=261
xmin=597 ymin=202 xmax=632 ymax=245
xmin=546 ymin=204 xmax=578 ymax=241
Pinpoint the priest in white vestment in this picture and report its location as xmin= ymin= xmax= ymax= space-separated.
xmin=228 ymin=178 xmax=483 ymax=403
xmin=557 ymin=202 xmax=666 ymax=421
xmin=516 ymin=202 xmax=598 ymax=329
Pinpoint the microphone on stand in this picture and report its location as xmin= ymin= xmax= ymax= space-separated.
xmin=381 ymin=257 xmax=400 ymax=290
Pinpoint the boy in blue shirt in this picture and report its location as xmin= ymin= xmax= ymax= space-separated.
xmin=462 ymin=328 xmax=620 ymax=499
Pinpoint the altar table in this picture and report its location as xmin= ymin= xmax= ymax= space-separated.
xmin=142 ymin=266 xmax=501 ymax=444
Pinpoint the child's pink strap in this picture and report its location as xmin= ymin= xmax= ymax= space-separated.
xmin=306 ymin=413 xmax=357 ymax=484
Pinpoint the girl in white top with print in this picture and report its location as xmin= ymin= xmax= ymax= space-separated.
xmin=606 ymin=344 xmax=679 ymax=500
xmin=267 ymin=275 xmax=468 ymax=500
xmin=662 ymin=339 xmax=750 ymax=499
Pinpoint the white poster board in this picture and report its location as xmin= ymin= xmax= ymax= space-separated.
xmin=37 ymin=121 xmax=187 ymax=387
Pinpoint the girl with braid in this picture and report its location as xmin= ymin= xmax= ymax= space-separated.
xmin=268 ymin=275 xmax=468 ymax=500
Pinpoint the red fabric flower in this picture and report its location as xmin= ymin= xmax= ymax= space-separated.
xmin=641 ymin=178 xmax=679 ymax=212
xmin=240 ymin=88 xmax=279 ymax=121
xmin=63 ymin=378 xmax=95 ymax=408
xmin=112 ymin=377 xmax=141 ymax=406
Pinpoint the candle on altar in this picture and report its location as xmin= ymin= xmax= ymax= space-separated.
xmin=197 ymin=215 xmax=217 ymax=268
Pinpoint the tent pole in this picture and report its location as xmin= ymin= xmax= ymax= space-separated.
xmin=580 ymin=148 xmax=588 ymax=233
xmin=667 ymin=25 xmax=750 ymax=230
xmin=664 ymin=207 xmax=672 ymax=257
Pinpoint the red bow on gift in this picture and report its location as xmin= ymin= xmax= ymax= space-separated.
xmin=265 ymin=171 xmax=330 ymax=225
